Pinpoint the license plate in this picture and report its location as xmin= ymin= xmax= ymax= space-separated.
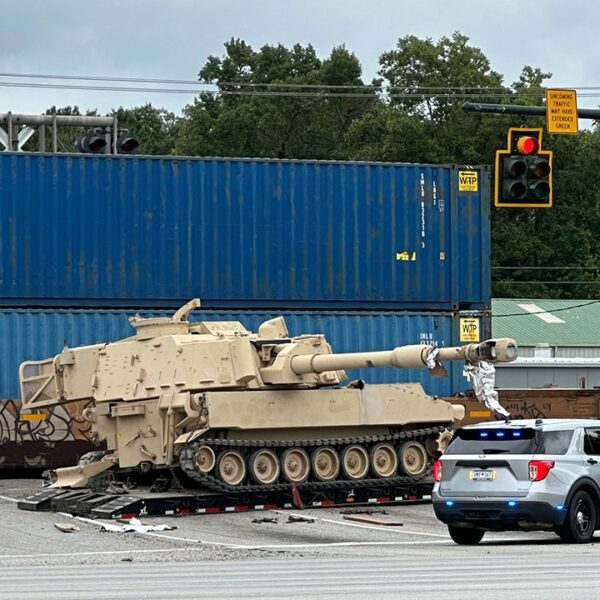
xmin=470 ymin=469 xmax=496 ymax=481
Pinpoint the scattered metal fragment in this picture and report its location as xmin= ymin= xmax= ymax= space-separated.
xmin=342 ymin=514 xmax=403 ymax=526
xmin=54 ymin=522 xmax=80 ymax=533
xmin=121 ymin=557 xmax=133 ymax=562
xmin=339 ymin=508 xmax=389 ymax=516
xmin=251 ymin=517 xmax=278 ymax=524
xmin=286 ymin=515 xmax=315 ymax=524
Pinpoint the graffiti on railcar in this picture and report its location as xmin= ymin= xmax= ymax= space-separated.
xmin=0 ymin=399 xmax=99 ymax=468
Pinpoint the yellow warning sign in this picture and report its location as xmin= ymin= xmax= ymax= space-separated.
xmin=459 ymin=317 xmax=480 ymax=342
xmin=458 ymin=170 xmax=478 ymax=192
xmin=546 ymin=89 xmax=578 ymax=135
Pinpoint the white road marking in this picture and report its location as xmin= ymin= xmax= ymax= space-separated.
xmin=274 ymin=510 xmax=450 ymax=538
xmin=0 ymin=495 xmax=18 ymax=503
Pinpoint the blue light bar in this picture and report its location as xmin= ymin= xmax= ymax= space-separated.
xmin=496 ymin=432 xmax=505 ymax=438
xmin=512 ymin=431 xmax=521 ymax=438
xmin=445 ymin=500 xmax=455 ymax=507
xmin=507 ymin=501 xmax=517 ymax=508
xmin=556 ymin=505 xmax=564 ymax=511
xmin=480 ymin=432 xmax=489 ymax=438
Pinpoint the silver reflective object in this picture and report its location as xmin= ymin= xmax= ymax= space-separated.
xmin=463 ymin=360 xmax=510 ymax=418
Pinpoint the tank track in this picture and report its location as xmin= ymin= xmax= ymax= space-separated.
xmin=178 ymin=425 xmax=446 ymax=495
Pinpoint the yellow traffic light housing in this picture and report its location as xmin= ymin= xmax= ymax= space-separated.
xmin=494 ymin=127 xmax=553 ymax=208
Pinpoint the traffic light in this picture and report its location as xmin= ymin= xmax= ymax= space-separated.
xmin=76 ymin=129 xmax=108 ymax=153
xmin=494 ymin=127 xmax=553 ymax=208
xmin=116 ymin=129 xmax=139 ymax=154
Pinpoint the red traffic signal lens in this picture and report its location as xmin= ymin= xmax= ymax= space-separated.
xmin=516 ymin=136 xmax=539 ymax=155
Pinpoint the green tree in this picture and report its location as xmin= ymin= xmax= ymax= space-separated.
xmin=111 ymin=104 xmax=177 ymax=155
xmin=174 ymin=39 xmax=377 ymax=159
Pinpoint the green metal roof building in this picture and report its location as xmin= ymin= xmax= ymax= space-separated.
xmin=492 ymin=299 xmax=600 ymax=356
xmin=492 ymin=299 xmax=600 ymax=388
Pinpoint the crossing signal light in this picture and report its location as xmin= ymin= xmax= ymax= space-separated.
xmin=494 ymin=128 xmax=553 ymax=208
xmin=116 ymin=129 xmax=139 ymax=154
xmin=76 ymin=129 xmax=108 ymax=154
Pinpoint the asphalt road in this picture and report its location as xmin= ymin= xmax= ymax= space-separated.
xmin=2 ymin=478 xmax=600 ymax=599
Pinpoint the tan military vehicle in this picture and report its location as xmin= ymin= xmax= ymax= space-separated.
xmin=19 ymin=299 xmax=517 ymax=493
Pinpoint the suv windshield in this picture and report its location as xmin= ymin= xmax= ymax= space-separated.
xmin=445 ymin=428 xmax=574 ymax=455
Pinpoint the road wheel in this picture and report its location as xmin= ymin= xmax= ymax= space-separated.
xmin=193 ymin=445 xmax=216 ymax=474
xmin=311 ymin=448 xmax=340 ymax=482
xmin=448 ymin=525 xmax=485 ymax=545
xmin=341 ymin=445 xmax=370 ymax=480
xmin=216 ymin=450 xmax=246 ymax=486
xmin=370 ymin=443 xmax=398 ymax=478
xmin=556 ymin=490 xmax=597 ymax=543
xmin=397 ymin=441 xmax=428 ymax=477
xmin=281 ymin=448 xmax=310 ymax=483
xmin=248 ymin=449 xmax=280 ymax=485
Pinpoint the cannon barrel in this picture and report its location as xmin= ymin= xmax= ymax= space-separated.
xmin=289 ymin=338 xmax=517 ymax=375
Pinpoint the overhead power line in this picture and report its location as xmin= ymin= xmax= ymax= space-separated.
xmin=493 ymin=266 xmax=600 ymax=271
xmin=1 ymin=72 xmax=599 ymax=99
xmin=0 ymin=80 xmax=584 ymax=100
xmin=2 ymin=71 xmax=600 ymax=93
xmin=495 ymin=299 xmax=600 ymax=317
xmin=493 ymin=280 xmax=600 ymax=285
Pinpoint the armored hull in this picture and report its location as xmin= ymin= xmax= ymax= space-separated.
xmin=19 ymin=300 xmax=516 ymax=494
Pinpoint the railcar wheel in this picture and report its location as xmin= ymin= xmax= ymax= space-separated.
xmin=281 ymin=448 xmax=310 ymax=483
xmin=311 ymin=447 xmax=340 ymax=482
xmin=370 ymin=443 xmax=398 ymax=478
xmin=341 ymin=445 xmax=370 ymax=480
xmin=397 ymin=441 xmax=428 ymax=477
xmin=216 ymin=450 xmax=246 ymax=486
xmin=193 ymin=445 xmax=216 ymax=474
xmin=248 ymin=449 xmax=280 ymax=485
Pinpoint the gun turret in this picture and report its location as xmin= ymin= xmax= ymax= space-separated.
xmin=289 ymin=338 xmax=517 ymax=376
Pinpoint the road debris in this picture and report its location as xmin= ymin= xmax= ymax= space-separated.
xmin=100 ymin=517 xmax=177 ymax=533
xmin=54 ymin=522 xmax=80 ymax=533
xmin=251 ymin=517 xmax=278 ymax=524
xmin=286 ymin=515 xmax=315 ymax=524
xmin=339 ymin=508 xmax=389 ymax=516
xmin=342 ymin=514 xmax=403 ymax=526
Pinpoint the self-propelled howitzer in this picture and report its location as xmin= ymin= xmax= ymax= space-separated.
xmin=19 ymin=299 xmax=517 ymax=490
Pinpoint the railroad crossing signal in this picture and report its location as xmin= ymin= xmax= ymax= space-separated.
xmin=494 ymin=128 xmax=553 ymax=208
xmin=76 ymin=128 xmax=140 ymax=154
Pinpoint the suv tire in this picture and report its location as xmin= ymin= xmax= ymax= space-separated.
xmin=555 ymin=490 xmax=596 ymax=544
xmin=448 ymin=525 xmax=485 ymax=545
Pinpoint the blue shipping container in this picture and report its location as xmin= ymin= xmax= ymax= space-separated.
xmin=0 ymin=153 xmax=490 ymax=310
xmin=0 ymin=308 xmax=490 ymax=399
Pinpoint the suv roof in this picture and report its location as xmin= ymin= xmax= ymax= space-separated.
xmin=462 ymin=418 xmax=600 ymax=432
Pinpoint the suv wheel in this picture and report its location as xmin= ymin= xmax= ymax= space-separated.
xmin=447 ymin=525 xmax=485 ymax=545
xmin=555 ymin=490 xmax=597 ymax=544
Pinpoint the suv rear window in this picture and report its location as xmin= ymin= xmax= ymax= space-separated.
xmin=445 ymin=428 xmax=574 ymax=456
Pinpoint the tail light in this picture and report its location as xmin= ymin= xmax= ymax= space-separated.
xmin=528 ymin=459 xmax=555 ymax=481
xmin=433 ymin=460 xmax=442 ymax=482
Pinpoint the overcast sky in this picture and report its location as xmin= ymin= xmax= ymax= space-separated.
xmin=1 ymin=0 xmax=597 ymax=116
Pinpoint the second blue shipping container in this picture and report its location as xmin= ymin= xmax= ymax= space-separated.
xmin=0 ymin=153 xmax=490 ymax=310
xmin=0 ymin=308 xmax=490 ymax=400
